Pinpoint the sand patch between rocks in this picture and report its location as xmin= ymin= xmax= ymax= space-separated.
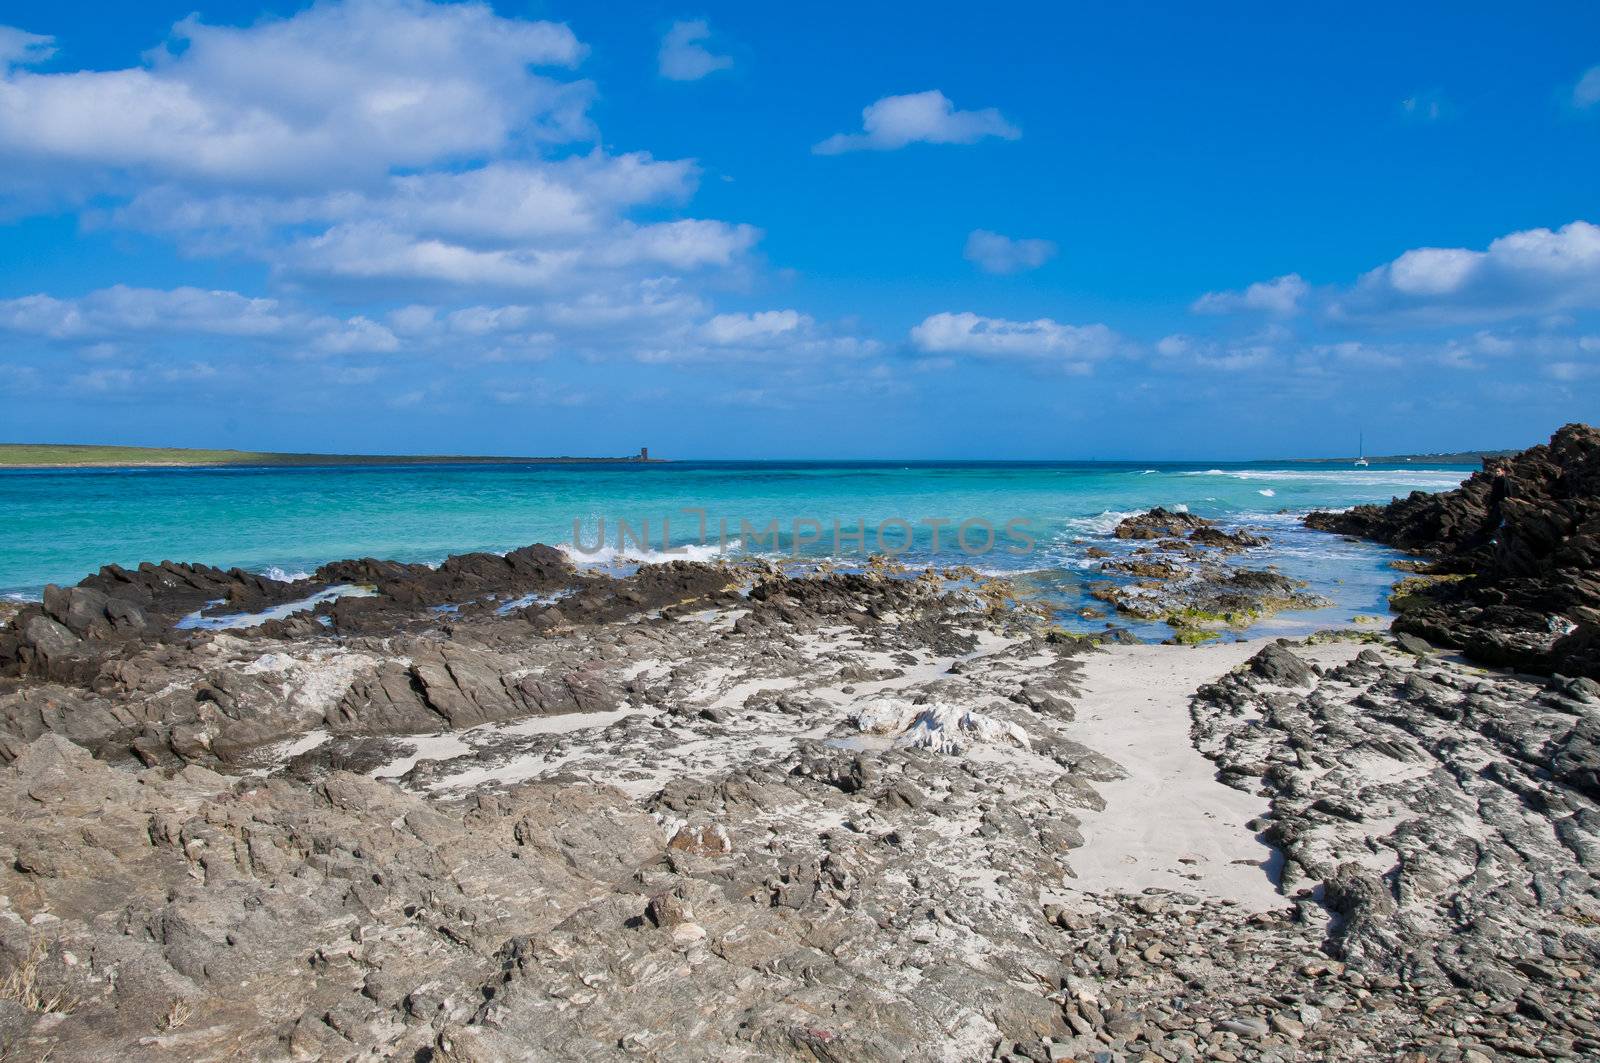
xmin=1063 ymin=638 xmax=1364 ymax=910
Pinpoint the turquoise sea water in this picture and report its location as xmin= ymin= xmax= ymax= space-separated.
xmin=0 ymin=461 xmax=1474 ymax=639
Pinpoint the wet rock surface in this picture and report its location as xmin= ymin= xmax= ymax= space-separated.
xmin=0 ymin=536 xmax=1594 ymax=1059
xmin=1086 ymin=510 xmax=1328 ymax=643
xmin=1306 ymin=422 xmax=1600 ymax=677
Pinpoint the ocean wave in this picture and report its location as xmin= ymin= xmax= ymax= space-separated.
xmin=1258 ymin=488 xmax=1276 ymax=497
xmin=558 ymin=539 xmax=749 ymax=567
xmin=1060 ymin=509 xmax=1141 ymax=535
xmin=1180 ymin=468 xmax=1468 ymax=489
xmin=262 ymin=566 xmax=313 ymax=583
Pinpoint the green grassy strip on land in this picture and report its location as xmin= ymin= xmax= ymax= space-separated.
xmin=0 ymin=444 xmax=653 ymax=467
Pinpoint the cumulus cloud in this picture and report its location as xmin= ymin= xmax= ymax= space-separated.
xmin=658 ymin=20 xmax=732 ymax=81
xmin=312 ymin=316 xmax=401 ymax=355
xmin=910 ymin=312 xmax=1123 ymax=371
xmin=274 ymin=216 xmax=759 ymax=290
xmin=699 ymin=310 xmax=807 ymax=346
xmin=1574 ymin=66 xmax=1600 ymax=109
xmin=0 ymin=1 xmax=587 ymax=191
xmin=1192 ymin=273 xmax=1308 ymax=316
xmin=814 ymin=91 xmax=1019 ymax=155
xmin=634 ymin=308 xmax=879 ymax=364
xmin=101 ymin=147 xmax=748 ymax=294
xmin=0 ymin=2 xmax=939 ymax=414
xmin=1331 ymin=220 xmax=1600 ymax=324
xmin=112 ymin=152 xmax=699 ymax=247
xmin=0 ymin=285 xmax=399 ymax=354
xmin=0 ymin=286 xmax=289 ymax=339
xmin=964 ymin=230 xmax=1056 ymax=274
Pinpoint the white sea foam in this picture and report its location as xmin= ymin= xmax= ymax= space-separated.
xmin=558 ymin=539 xmax=750 ymax=567
xmin=262 ymin=566 xmax=313 ymax=583
xmin=175 ymin=585 xmax=377 ymax=631
xmin=1258 ymin=488 xmax=1276 ymax=497
xmin=495 ymin=589 xmax=574 ymax=615
xmin=1062 ymin=510 xmax=1141 ymax=535
xmin=1181 ymin=468 xmax=1469 ymax=489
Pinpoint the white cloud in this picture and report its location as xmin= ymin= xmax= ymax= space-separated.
xmin=658 ymin=20 xmax=732 ymax=81
xmin=636 ymin=308 xmax=878 ymax=364
xmin=1315 ymin=341 xmax=1403 ymax=369
xmin=1192 ymin=273 xmax=1307 ymax=316
xmin=0 ymin=3 xmax=897 ymax=398
xmin=602 ymin=219 xmax=761 ymax=270
xmin=110 ymin=152 xmax=699 ymax=246
xmin=814 ymin=91 xmax=1019 ymax=155
xmin=312 ymin=316 xmax=400 ymax=355
xmin=278 ymin=216 xmax=759 ymax=289
xmin=286 ymin=222 xmax=576 ymax=288
xmin=0 ymin=284 xmax=400 ymax=356
xmin=0 ymin=286 xmax=288 ymax=339
xmin=910 ymin=312 xmax=1122 ymax=370
xmin=69 ymin=368 xmax=137 ymax=392
xmin=0 ymin=1 xmax=587 ymax=190
xmin=964 ymin=230 xmax=1056 ymax=274
xmin=1155 ymin=334 xmax=1277 ymax=372
xmin=0 ymin=26 xmax=52 ymax=68
xmin=699 ymin=310 xmax=807 ymax=346
xmin=1332 ymin=220 xmax=1600 ymax=324
xmin=445 ymin=305 xmax=536 ymax=336
xmin=100 ymin=146 xmax=747 ymax=294
xmin=1574 ymin=66 xmax=1600 ymax=109
xmin=159 ymin=361 xmax=221 ymax=383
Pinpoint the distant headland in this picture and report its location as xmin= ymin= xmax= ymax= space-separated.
xmin=0 ymin=443 xmax=661 ymax=469
xmin=1280 ymin=449 xmax=1519 ymax=465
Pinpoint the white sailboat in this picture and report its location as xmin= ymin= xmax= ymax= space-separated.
xmin=1354 ymin=432 xmax=1369 ymax=467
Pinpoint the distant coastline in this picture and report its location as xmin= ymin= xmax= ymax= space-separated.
xmin=0 ymin=443 xmax=662 ymax=469
xmin=1279 ymin=450 xmax=1516 ymax=466
xmin=0 ymin=442 xmax=1514 ymax=469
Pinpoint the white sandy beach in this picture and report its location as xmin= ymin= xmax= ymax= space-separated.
xmin=1062 ymin=638 xmax=1371 ymax=909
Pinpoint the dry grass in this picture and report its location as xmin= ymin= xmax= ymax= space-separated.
xmin=161 ymin=998 xmax=193 ymax=1030
xmin=0 ymin=943 xmax=77 ymax=1015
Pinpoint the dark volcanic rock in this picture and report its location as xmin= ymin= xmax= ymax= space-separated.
xmin=1305 ymin=423 xmax=1600 ymax=677
xmin=316 ymin=543 xmax=575 ymax=608
xmin=1113 ymin=507 xmax=1214 ymax=540
xmin=1248 ymin=642 xmax=1315 ymax=686
xmin=1187 ymin=525 xmax=1269 ymax=552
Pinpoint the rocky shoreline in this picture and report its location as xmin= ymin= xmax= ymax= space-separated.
xmin=0 ymin=433 xmax=1595 ymax=1061
xmin=1305 ymin=422 xmax=1599 ymax=678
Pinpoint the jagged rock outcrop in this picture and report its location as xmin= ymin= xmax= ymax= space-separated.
xmin=1306 ymin=423 xmax=1600 ymax=676
xmin=1191 ymin=640 xmax=1600 ymax=1043
xmin=1113 ymin=507 xmax=1213 ymax=540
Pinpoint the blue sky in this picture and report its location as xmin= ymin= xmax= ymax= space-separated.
xmin=1 ymin=1 xmax=1598 ymax=459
